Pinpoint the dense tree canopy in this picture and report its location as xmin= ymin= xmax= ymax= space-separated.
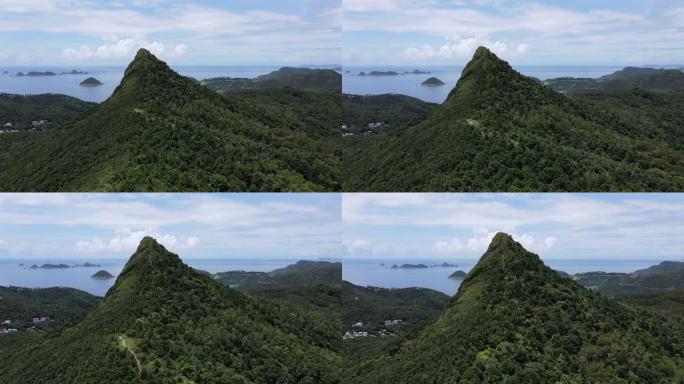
xmin=0 ymin=49 xmax=340 ymax=192
xmin=343 ymin=47 xmax=684 ymax=191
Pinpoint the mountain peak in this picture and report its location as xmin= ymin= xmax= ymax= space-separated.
xmin=114 ymin=237 xmax=185 ymax=286
xmin=444 ymin=46 xmax=526 ymax=106
xmin=464 ymin=232 xmax=547 ymax=286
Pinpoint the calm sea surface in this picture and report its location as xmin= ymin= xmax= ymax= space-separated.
xmin=343 ymin=258 xmax=666 ymax=295
xmin=0 ymin=65 xmax=281 ymax=102
xmin=342 ymin=65 xmax=624 ymax=103
xmin=0 ymin=258 xmax=299 ymax=296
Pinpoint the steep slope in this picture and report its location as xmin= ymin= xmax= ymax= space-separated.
xmin=343 ymin=47 xmax=684 ymax=191
xmin=350 ymin=233 xmax=683 ymax=383
xmin=0 ymin=49 xmax=339 ymax=192
xmin=0 ymin=238 xmax=339 ymax=383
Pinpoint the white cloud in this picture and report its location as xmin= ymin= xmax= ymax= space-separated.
xmin=75 ymin=228 xmax=199 ymax=254
xmin=0 ymin=0 xmax=57 ymax=12
xmin=343 ymin=239 xmax=373 ymax=256
xmin=62 ymin=35 xmax=187 ymax=61
xmin=433 ymin=229 xmax=558 ymax=255
xmin=433 ymin=238 xmax=463 ymax=253
xmin=344 ymin=0 xmax=397 ymax=12
xmin=405 ymin=35 xmax=529 ymax=60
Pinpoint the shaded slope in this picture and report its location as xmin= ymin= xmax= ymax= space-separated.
xmin=350 ymin=233 xmax=683 ymax=383
xmin=343 ymin=47 xmax=684 ymax=191
xmin=0 ymin=49 xmax=339 ymax=192
xmin=0 ymin=238 xmax=339 ymax=383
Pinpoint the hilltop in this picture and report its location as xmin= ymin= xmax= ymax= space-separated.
xmin=545 ymin=67 xmax=684 ymax=93
xmin=348 ymin=233 xmax=684 ymax=383
xmin=214 ymin=260 xmax=341 ymax=292
xmin=0 ymin=49 xmax=340 ymax=192
xmin=201 ymin=66 xmax=341 ymax=93
xmin=343 ymin=47 xmax=684 ymax=191
xmin=0 ymin=237 xmax=340 ymax=383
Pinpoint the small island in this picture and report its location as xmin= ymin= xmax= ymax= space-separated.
xmin=448 ymin=270 xmax=467 ymax=279
xmin=16 ymin=71 xmax=57 ymax=77
xmin=91 ymin=270 xmax=114 ymax=279
xmin=29 ymin=262 xmax=101 ymax=269
xmin=80 ymin=77 xmax=103 ymax=87
xmin=30 ymin=264 xmax=71 ymax=269
xmin=421 ymin=77 xmax=445 ymax=86
xmin=391 ymin=264 xmax=429 ymax=269
xmin=406 ymin=69 xmax=431 ymax=74
xmin=432 ymin=262 xmax=458 ymax=268
xmin=358 ymin=71 xmax=400 ymax=77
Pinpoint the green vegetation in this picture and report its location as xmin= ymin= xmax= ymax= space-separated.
xmin=343 ymin=47 xmax=684 ymax=191
xmin=91 ymin=270 xmax=114 ymax=279
xmin=201 ymin=67 xmax=341 ymax=93
xmin=421 ymin=77 xmax=445 ymax=86
xmin=342 ymin=93 xmax=436 ymax=134
xmin=214 ymin=260 xmax=341 ymax=292
xmin=348 ymin=233 xmax=684 ymax=383
xmin=0 ymin=286 xmax=99 ymax=330
xmin=0 ymin=238 xmax=340 ymax=383
xmin=544 ymin=67 xmax=684 ymax=93
xmin=0 ymin=93 xmax=95 ymax=131
xmin=80 ymin=77 xmax=103 ymax=86
xmin=342 ymin=281 xmax=449 ymax=377
xmin=0 ymin=49 xmax=340 ymax=192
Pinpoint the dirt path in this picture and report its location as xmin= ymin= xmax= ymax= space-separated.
xmin=118 ymin=335 xmax=142 ymax=376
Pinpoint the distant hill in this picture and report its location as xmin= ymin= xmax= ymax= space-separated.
xmin=545 ymin=67 xmax=684 ymax=93
xmin=0 ymin=49 xmax=340 ymax=192
xmin=201 ymin=66 xmax=341 ymax=93
xmin=349 ymin=233 xmax=684 ymax=383
xmin=214 ymin=260 xmax=341 ymax=292
xmin=342 ymin=47 xmax=684 ymax=191
xmin=0 ymin=237 xmax=339 ymax=383
xmin=574 ymin=260 xmax=684 ymax=297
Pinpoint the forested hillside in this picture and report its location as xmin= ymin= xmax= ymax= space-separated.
xmin=348 ymin=233 xmax=683 ymax=383
xmin=0 ymin=238 xmax=340 ymax=383
xmin=0 ymin=49 xmax=340 ymax=192
xmin=343 ymin=47 xmax=684 ymax=191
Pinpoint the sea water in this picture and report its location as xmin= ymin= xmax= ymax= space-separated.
xmin=0 ymin=65 xmax=281 ymax=103
xmin=343 ymin=258 xmax=665 ymax=295
xmin=0 ymin=258 xmax=299 ymax=296
xmin=342 ymin=65 xmax=624 ymax=103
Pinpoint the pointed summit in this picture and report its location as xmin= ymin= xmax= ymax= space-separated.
xmin=445 ymin=46 xmax=528 ymax=106
xmin=357 ymin=232 xmax=684 ymax=383
xmin=463 ymin=232 xmax=547 ymax=287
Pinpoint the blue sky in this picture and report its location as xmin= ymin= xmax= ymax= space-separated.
xmin=0 ymin=0 xmax=341 ymax=65
xmin=343 ymin=193 xmax=684 ymax=261
xmin=343 ymin=0 xmax=684 ymax=65
xmin=0 ymin=194 xmax=341 ymax=260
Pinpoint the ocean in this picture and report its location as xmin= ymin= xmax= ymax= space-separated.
xmin=0 ymin=258 xmax=299 ymax=297
xmin=0 ymin=65 xmax=281 ymax=103
xmin=342 ymin=65 xmax=625 ymax=103
xmin=343 ymin=258 xmax=665 ymax=295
